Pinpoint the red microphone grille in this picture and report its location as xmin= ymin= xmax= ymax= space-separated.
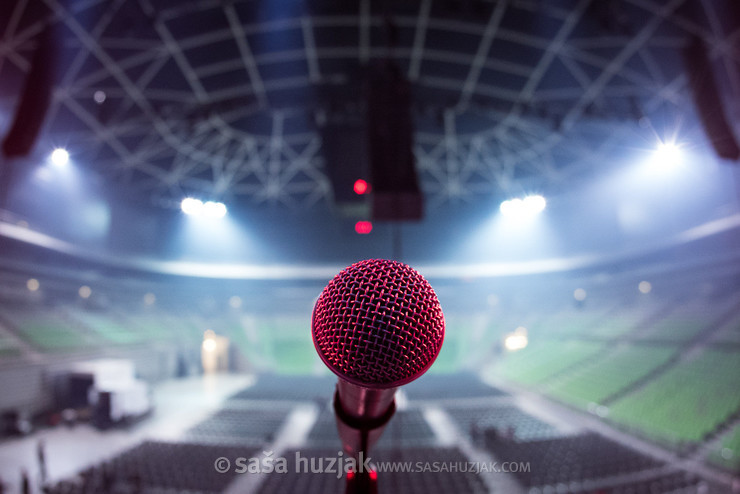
xmin=312 ymin=259 xmax=445 ymax=389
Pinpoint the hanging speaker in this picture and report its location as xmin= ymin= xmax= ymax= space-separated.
xmin=682 ymin=36 xmax=740 ymax=161
xmin=2 ymin=27 xmax=56 ymax=158
xmin=366 ymin=60 xmax=423 ymax=221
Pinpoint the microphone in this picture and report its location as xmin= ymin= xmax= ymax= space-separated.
xmin=312 ymin=259 xmax=445 ymax=458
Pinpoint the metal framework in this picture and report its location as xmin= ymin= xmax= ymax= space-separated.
xmin=0 ymin=0 xmax=737 ymax=209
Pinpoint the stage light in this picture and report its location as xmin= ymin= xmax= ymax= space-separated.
xmin=355 ymin=221 xmax=372 ymax=234
xmin=93 ymin=90 xmax=106 ymax=104
xmin=202 ymin=338 xmax=217 ymax=352
xmin=353 ymin=179 xmax=369 ymax=195
xmin=523 ymin=195 xmax=547 ymax=214
xmin=143 ymin=293 xmax=156 ymax=306
xmin=504 ymin=327 xmax=528 ymax=351
xmin=50 ymin=148 xmax=69 ymax=166
xmin=574 ymin=288 xmax=587 ymax=301
xmin=639 ymin=281 xmax=652 ymax=294
xmin=499 ymin=198 xmax=520 ymax=217
xmin=181 ymin=198 xmax=203 ymax=215
xmin=203 ymin=201 xmax=227 ymax=219
xmin=500 ymin=195 xmax=546 ymax=219
xmin=78 ymin=285 xmax=92 ymax=299
xmin=203 ymin=330 xmax=217 ymax=352
xmin=27 ymin=279 xmax=40 ymax=292
xmin=652 ymin=141 xmax=682 ymax=169
xmin=181 ymin=198 xmax=227 ymax=218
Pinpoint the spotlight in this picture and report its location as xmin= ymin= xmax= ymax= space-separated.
xmin=639 ymin=281 xmax=652 ymax=294
xmin=523 ymin=195 xmax=547 ymax=214
xmin=504 ymin=327 xmax=528 ymax=351
xmin=203 ymin=201 xmax=227 ymax=219
xmin=203 ymin=329 xmax=217 ymax=352
xmin=499 ymin=198 xmax=521 ymax=217
xmin=181 ymin=198 xmax=227 ymax=218
xmin=78 ymin=285 xmax=92 ymax=299
xmin=500 ymin=195 xmax=546 ymax=219
xmin=50 ymin=148 xmax=69 ymax=166
xmin=27 ymin=279 xmax=40 ymax=292
xmin=652 ymin=141 xmax=682 ymax=168
xmin=181 ymin=198 xmax=203 ymax=215
xmin=574 ymin=288 xmax=587 ymax=301
xmin=202 ymin=338 xmax=217 ymax=353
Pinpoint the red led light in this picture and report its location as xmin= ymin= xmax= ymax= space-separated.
xmin=353 ymin=179 xmax=369 ymax=195
xmin=369 ymin=470 xmax=377 ymax=481
xmin=347 ymin=470 xmax=355 ymax=480
xmin=355 ymin=221 xmax=372 ymax=234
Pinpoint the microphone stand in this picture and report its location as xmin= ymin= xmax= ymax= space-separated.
xmin=333 ymin=380 xmax=396 ymax=494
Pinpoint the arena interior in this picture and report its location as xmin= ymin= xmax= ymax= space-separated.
xmin=1 ymin=1 xmax=740 ymax=493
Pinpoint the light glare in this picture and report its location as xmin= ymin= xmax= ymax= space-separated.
xmin=202 ymin=338 xmax=217 ymax=352
xmin=50 ymin=148 xmax=69 ymax=166
xmin=652 ymin=141 xmax=682 ymax=169
xmin=524 ymin=195 xmax=547 ymax=214
xmin=181 ymin=198 xmax=227 ymax=218
xmin=181 ymin=198 xmax=203 ymax=215
xmin=353 ymin=179 xmax=369 ymax=195
xmin=504 ymin=327 xmax=528 ymax=351
xmin=355 ymin=221 xmax=373 ymax=234
xmin=500 ymin=195 xmax=546 ymax=219
xmin=203 ymin=201 xmax=227 ymax=219
xmin=639 ymin=281 xmax=652 ymax=294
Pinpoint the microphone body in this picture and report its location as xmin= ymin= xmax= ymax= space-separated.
xmin=333 ymin=380 xmax=396 ymax=457
xmin=311 ymin=259 xmax=445 ymax=459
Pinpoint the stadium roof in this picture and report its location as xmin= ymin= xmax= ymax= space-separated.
xmin=2 ymin=0 xmax=738 ymax=210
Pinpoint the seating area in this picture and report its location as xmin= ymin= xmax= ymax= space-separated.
xmin=186 ymin=407 xmax=291 ymax=444
xmin=638 ymin=297 xmax=738 ymax=343
xmin=494 ymin=340 xmax=605 ymax=386
xmin=256 ymin=447 xmax=488 ymax=494
xmin=375 ymin=410 xmax=438 ymax=448
xmin=403 ymin=372 xmax=507 ymax=400
xmin=228 ymin=374 xmax=335 ymax=402
xmin=0 ymin=306 xmax=93 ymax=351
xmin=483 ymin=431 xmax=662 ymax=488
xmin=709 ymin=312 xmax=740 ymax=345
xmin=0 ymin=328 xmax=21 ymax=359
xmin=708 ymin=423 xmax=740 ymax=473
xmin=579 ymin=470 xmax=704 ymax=494
xmin=115 ymin=311 xmax=194 ymax=343
xmin=583 ymin=310 xmax=648 ymax=340
xmin=307 ymin=409 xmax=437 ymax=447
xmin=65 ymin=309 xmax=145 ymax=346
xmin=544 ymin=344 xmax=677 ymax=408
xmin=44 ymin=441 xmax=251 ymax=494
xmin=528 ymin=308 xmax=625 ymax=339
xmin=607 ymin=349 xmax=740 ymax=447
xmin=445 ymin=404 xmax=561 ymax=442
